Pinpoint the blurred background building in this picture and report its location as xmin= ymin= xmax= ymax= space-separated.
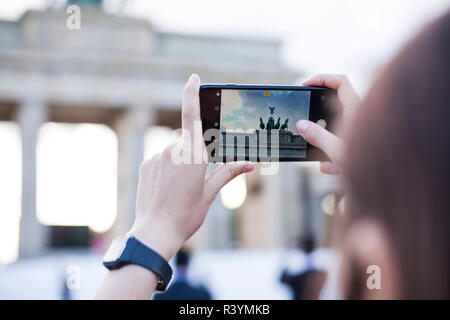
xmin=0 ymin=0 xmax=447 ymax=299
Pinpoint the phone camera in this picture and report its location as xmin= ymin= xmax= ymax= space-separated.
xmin=214 ymin=122 xmax=219 ymax=127
xmin=216 ymin=92 xmax=220 ymax=96
xmin=214 ymin=106 xmax=219 ymax=111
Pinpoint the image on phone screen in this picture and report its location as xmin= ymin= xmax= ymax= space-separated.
xmin=218 ymin=89 xmax=311 ymax=161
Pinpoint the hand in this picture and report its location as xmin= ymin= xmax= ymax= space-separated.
xmin=296 ymin=74 xmax=360 ymax=174
xmin=95 ymin=74 xmax=253 ymax=299
xmin=128 ymin=74 xmax=254 ymax=261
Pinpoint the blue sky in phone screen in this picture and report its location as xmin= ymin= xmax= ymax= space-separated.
xmin=220 ymin=89 xmax=310 ymax=132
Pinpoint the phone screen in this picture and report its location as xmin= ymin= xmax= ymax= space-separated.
xmin=218 ymin=89 xmax=311 ymax=160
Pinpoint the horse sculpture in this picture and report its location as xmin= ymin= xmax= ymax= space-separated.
xmin=280 ymin=119 xmax=289 ymax=131
xmin=266 ymin=117 xmax=275 ymax=130
xmin=274 ymin=117 xmax=280 ymax=129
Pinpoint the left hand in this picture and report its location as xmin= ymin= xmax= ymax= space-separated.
xmin=128 ymin=74 xmax=254 ymax=261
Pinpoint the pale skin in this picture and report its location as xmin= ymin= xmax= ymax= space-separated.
xmin=297 ymin=74 xmax=361 ymax=175
xmin=95 ymin=74 xmax=254 ymax=299
xmin=95 ymin=74 xmax=398 ymax=299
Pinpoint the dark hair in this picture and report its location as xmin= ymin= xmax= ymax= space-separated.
xmin=341 ymin=11 xmax=450 ymax=299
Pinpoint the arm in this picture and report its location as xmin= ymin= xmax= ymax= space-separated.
xmin=94 ymin=74 xmax=254 ymax=299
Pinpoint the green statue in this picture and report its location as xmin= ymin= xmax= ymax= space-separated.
xmin=259 ymin=117 xmax=265 ymax=130
xmin=274 ymin=117 xmax=280 ymax=129
xmin=258 ymin=106 xmax=289 ymax=132
xmin=280 ymin=119 xmax=289 ymax=132
xmin=266 ymin=116 xmax=275 ymax=130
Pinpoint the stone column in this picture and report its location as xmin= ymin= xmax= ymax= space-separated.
xmin=189 ymin=183 xmax=232 ymax=250
xmin=279 ymin=164 xmax=303 ymax=245
xmin=17 ymin=98 xmax=49 ymax=257
xmin=112 ymin=106 xmax=152 ymax=237
xmin=260 ymin=171 xmax=283 ymax=247
xmin=258 ymin=164 xmax=303 ymax=248
xmin=308 ymin=171 xmax=340 ymax=245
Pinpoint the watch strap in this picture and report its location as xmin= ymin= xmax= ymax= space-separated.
xmin=103 ymin=237 xmax=173 ymax=291
xmin=127 ymin=237 xmax=173 ymax=291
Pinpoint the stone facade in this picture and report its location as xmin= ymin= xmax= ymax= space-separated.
xmin=0 ymin=6 xmax=336 ymax=257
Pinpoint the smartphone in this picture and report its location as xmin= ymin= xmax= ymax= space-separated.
xmin=200 ymin=84 xmax=342 ymax=162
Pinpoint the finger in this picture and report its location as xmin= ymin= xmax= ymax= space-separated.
xmin=296 ymin=119 xmax=343 ymax=165
xmin=181 ymin=74 xmax=207 ymax=165
xmin=204 ymin=163 xmax=254 ymax=202
xmin=320 ymin=161 xmax=340 ymax=175
xmin=182 ymin=74 xmax=201 ymax=139
xmin=303 ymin=74 xmax=348 ymax=89
xmin=302 ymin=74 xmax=360 ymax=109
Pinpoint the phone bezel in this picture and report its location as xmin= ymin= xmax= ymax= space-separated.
xmin=200 ymin=84 xmax=339 ymax=162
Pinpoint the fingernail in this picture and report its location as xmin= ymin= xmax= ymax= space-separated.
xmin=296 ymin=120 xmax=310 ymax=135
xmin=328 ymin=166 xmax=339 ymax=175
xmin=189 ymin=73 xmax=200 ymax=83
xmin=243 ymin=164 xmax=254 ymax=173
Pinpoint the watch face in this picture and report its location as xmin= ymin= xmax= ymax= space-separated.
xmin=103 ymin=235 xmax=128 ymax=263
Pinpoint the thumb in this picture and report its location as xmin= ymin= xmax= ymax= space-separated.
xmin=204 ymin=163 xmax=254 ymax=202
xmin=296 ymin=119 xmax=343 ymax=165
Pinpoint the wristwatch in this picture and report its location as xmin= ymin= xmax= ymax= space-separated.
xmin=103 ymin=235 xmax=173 ymax=291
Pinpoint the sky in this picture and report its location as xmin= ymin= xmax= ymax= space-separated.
xmin=220 ymin=89 xmax=310 ymax=132
xmin=0 ymin=0 xmax=448 ymax=94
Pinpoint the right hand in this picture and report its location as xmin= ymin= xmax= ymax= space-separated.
xmin=128 ymin=74 xmax=253 ymax=261
xmin=296 ymin=74 xmax=360 ymax=175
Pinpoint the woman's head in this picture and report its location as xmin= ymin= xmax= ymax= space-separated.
xmin=340 ymin=11 xmax=450 ymax=299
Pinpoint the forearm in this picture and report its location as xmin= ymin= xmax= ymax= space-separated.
xmin=93 ymin=74 xmax=252 ymax=300
xmin=94 ymin=225 xmax=179 ymax=300
xmin=94 ymin=264 xmax=159 ymax=300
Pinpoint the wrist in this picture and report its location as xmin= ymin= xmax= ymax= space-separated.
xmin=127 ymin=220 xmax=183 ymax=262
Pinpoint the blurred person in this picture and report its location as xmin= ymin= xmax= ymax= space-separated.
xmin=297 ymin=12 xmax=450 ymax=299
xmin=280 ymin=235 xmax=327 ymax=300
xmin=153 ymin=248 xmax=212 ymax=300
xmin=95 ymin=12 xmax=449 ymax=299
xmin=61 ymin=270 xmax=72 ymax=300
